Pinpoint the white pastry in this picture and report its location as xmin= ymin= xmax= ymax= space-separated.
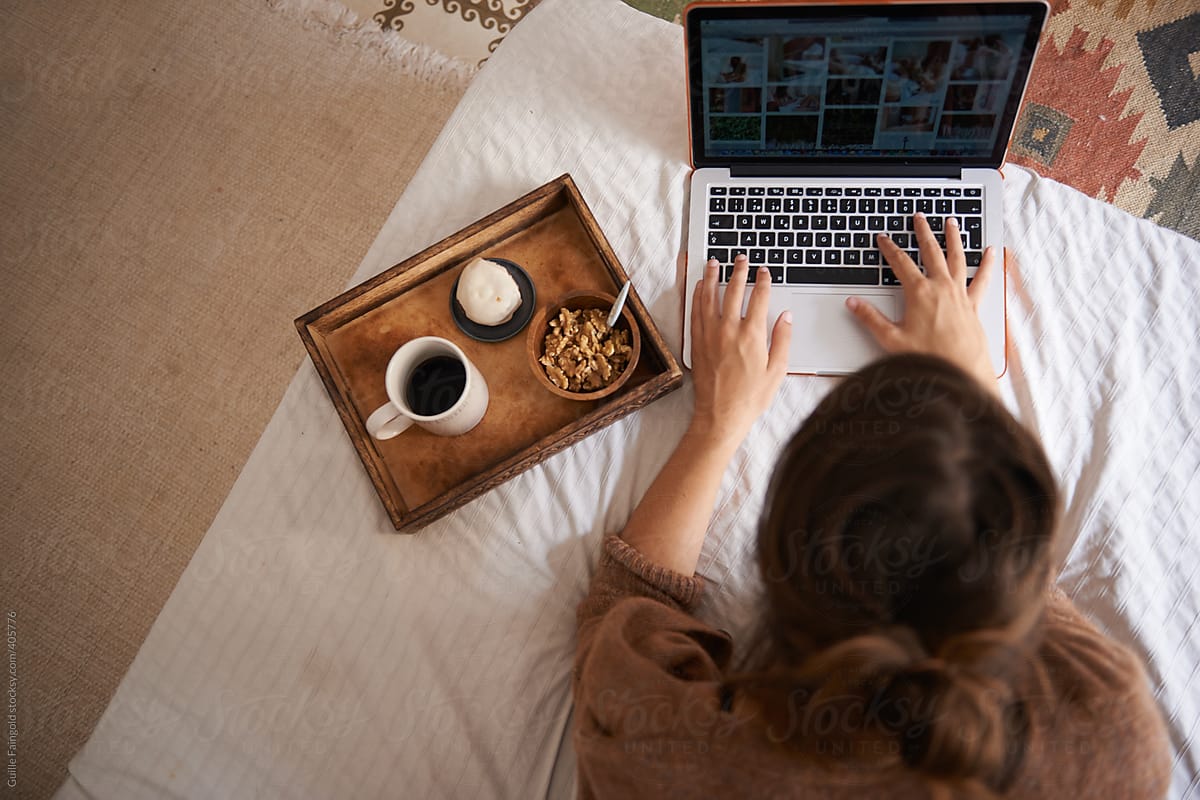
xmin=457 ymin=257 xmax=522 ymax=326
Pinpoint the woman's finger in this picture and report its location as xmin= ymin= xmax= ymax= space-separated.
xmin=914 ymin=213 xmax=948 ymax=281
xmin=701 ymin=257 xmax=720 ymax=320
xmin=721 ymin=253 xmax=750 ymax=323
xmin=877 ymin=233 xmax=922 ymax=285
xmin=692 ymin=269 xmax=708 ymax=346
xmin=845 ymin=296 xmax=900 ymax=349
xmin=945 ymin=216 xmax=966 ymax=284
xmin=745 ymin=266 xmax=773 ymax=325
xmin=766 ymin=310 xmax=793 ymax=378
xmin=967 ymin=246 xmax=997 ymax=310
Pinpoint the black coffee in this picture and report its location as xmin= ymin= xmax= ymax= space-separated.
xmin=405 ymin=356 xmax=467 ymax=416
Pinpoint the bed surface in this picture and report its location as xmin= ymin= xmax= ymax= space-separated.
xmin=57 ymin=0 xmax=1200 ymax=797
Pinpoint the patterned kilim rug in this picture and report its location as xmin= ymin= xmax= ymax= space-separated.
xmin=342 ymin=0 xmax=1199 ymax=241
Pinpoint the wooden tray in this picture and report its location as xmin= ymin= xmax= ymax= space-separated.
xmin=296 ymin=175 xmax=683 ymax=532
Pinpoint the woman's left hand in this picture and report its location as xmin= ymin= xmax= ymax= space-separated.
xmin=690 ymin=254 xmax=792 ymax=451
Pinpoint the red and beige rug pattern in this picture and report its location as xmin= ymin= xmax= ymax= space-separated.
xmin=339 ymin=0 xmax=1199 ymax=241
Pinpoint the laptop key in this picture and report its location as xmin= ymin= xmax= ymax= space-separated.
xmin=710 ymin=198 xmax=726 ymax=212
xmin=709 ymin=231 xmax=737 ymax=246
xmin=768 ymin=266 xmax=785 ymax=283
xmin=863 ymin=251 xmax=881 ymax=265
xmin=917 ymin=199 xmax=934 ymax=214
xmin=749 ymin=187 xmax=765 ymax=196
xmin=898 ymin=199 xmax=914 ymax=214
xmin=865 ymin=187 xmax=882 ymax=196
xmin=786 ymin=267 xmax=879 ymax=285
xmin=824 ymin=250 xmax=842 ymax=264
xmin=904 ymin=188 xmax=921 ymax=196
xmin=853 ymin=233 xmax=871 ymax=248
xmin=816 ymin=232 xmax=833 ymax=247
xmin=968 ymin=229 xmax=981 ymax=249
xmin=945 ymin=187 xmax=961 ymax=196
xmin=835 ymin=233 xmax=851 ymax=248
xmin=787 ymin=249 xmax=803 ymax=264
xmin=840 ymin=199 xmax=856 ymax=213
xmin=728 ymin=198 xmax=745 ymax=213
xmin=748 ymin=198 xmax=764 ymax=212
xmin=821 ymin=198 xmax=838 ymax=213
xmin=768 ymin=250 xmax=785 ymax=265
xmin=884 ymin=187 xmax=901 ymax=196
xmin=749 ymin=248 xmax=766 ymax=263
xmin=826 ymin=187 xmax=843 ymax=196
xmin=740 ymin=231 xmax=756 ymax=246
xmin=831 ymin=216 xmax=847 ymax=230
xmin=774 ymin=215 xmax=791 ymax=229
xmin=805 ymin=250 xmax=822 ymax=264
xmin=882 ymin=268 xmax=901 ymax=285
xmin=860 ymin=199 xmax=875 ymax=213
xmin=965 ymin=216 xmax=982 ymax=232
xmin=802 ymin=198 xmax=819 ymax=213
xmin=846 ymin=187 xmax=862 ymax=196
xmin=966 ymin=252 xmax=983 ymax=266
xmin=793 ymin=215 xmax=810 ymax=230
xmin=765 ymin=198 xmax=782 ymax=213
xmin=845 ymin=250 xmax=861 ymax=265
xmin=729 ymin=187 xmax=746 ymax=195
xmin=878 ymin=198 xmax=895 ymax=213
xmin=887 ymin=216 xmax=905 ymax=231
xmin=892 ymin=233 xmax=910 ymax=248
xmin=868 ymin=216 xmax=885 ymax=231
xmin=798 ymin=232 xmax=814 ymax=247
xmin=805 ymin=187 xmax=823 ymax=196
xmin=812 ymin=215 xmax=829 ymax=229
xmin=923 ymin=188 xmax=941 ymax=196
xmin=956 ymin=199 xmax=982 ymax=214
xmin=709 ymin=215 xmax=735 ymax=229
xmin=737 ymin=214 xmax=752 ymax=228
xmin=707 ymin=248 xmax=729 ymax=263
xmin=935 ymin=199 xmax=952 ymax=215
xmin=964 ymin=188 xmax=982 ymax=197
xmin=778 ymin=231 xmax=794 ymax=247
xmin=786 ymin=187 xmax=803 ymax=196
xmin=928 ymin=216 xmax=944 ymax=231
xmin=759 ymin=231 xmax=776 ymax=247
xmin=784 ymin=198 xmax=800 ymax=213
xmin=711 ymin=186 xmax=727 ymax=195
xmin=768 ymin=187 xmax=785 ymax=196
xmin=755 ymin=215 xmax=772 ymax=228
xmin=850 ymin=216 xmax=866 ymax=230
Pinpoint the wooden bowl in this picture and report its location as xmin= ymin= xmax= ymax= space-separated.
xmin=526 ymin=290 xmax=642 ymax=401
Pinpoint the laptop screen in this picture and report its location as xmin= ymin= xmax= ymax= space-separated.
xmin=685 ymin=3 xmax=1048 ymax=169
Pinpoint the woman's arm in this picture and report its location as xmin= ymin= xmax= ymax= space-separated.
xmin=618 ymin=255 xmax=791 ymax=576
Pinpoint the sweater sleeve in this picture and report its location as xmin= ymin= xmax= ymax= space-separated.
xmin=577 ymin=535 xmax=707 ymax=628
xmin=573 ymin=536 xmax=734 ymax=751
xmin=1029 ymin=586 xmax=1173 ymax=799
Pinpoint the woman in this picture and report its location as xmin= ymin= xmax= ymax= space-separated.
xmin=572 ymin=217 xmax=1170 ymax=797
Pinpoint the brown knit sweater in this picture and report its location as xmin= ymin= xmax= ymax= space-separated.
xmin=573 ymin=536 xmax=1171 ymax=799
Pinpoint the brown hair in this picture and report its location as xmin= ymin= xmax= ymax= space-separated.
xmin=731 ymin=354 xmax=1060 ymax=793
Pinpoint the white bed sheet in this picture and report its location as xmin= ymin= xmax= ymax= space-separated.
xmin=57 ymin=0 xmax=1200 ymax=797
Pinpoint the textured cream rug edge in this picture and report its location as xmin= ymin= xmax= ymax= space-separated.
xmin=266 ymin=0 xmax=481 ymax=91
xmin=0 ymin=0 xmax=468 ymax=796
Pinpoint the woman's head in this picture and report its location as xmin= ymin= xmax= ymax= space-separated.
xmin=739 ymin=354 xmax=1060 ymax=791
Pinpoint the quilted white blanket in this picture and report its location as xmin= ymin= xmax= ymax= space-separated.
xmin=57 ymin=0 xmax=1200 ymax=798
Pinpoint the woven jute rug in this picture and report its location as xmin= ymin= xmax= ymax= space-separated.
xmin=0 ymin=1 xmax=468 ymax=796
xmin=345 ymin=0 xmax=1199 ymax=240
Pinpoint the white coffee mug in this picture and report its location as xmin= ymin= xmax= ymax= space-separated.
xmin=365 ymin=337 xmax=489 ymax=439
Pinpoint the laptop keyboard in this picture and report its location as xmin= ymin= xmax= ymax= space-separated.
xmin=706 ymin=184 xmax=985 ymax=287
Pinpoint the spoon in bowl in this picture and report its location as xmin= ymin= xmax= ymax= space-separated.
xmin=607 ymin=280 xmax=631 ymax=328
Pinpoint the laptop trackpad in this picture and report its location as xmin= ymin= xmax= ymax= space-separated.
xmin=786 ymin=293 xmax=896 ymax=374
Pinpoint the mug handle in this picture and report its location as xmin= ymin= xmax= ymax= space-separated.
xmin=365 ymin=403 xmax=414 ymax=440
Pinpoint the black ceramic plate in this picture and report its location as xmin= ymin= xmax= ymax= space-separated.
xmin=450 ymin=258 xmax=537 ymax=343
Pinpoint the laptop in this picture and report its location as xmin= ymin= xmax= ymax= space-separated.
xmin=682 ymin=1 xmax=1049 ymax=375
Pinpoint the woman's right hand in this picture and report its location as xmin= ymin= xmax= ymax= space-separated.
xmin=845 ymin=213 xmax=999 ymax=394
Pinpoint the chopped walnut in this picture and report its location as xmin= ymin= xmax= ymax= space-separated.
xmin=538 ymin=307 xmax=633 ymax=392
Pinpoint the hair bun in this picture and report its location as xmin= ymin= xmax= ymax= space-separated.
xmin=878 ymin=637 xmax=1024 ymax=788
